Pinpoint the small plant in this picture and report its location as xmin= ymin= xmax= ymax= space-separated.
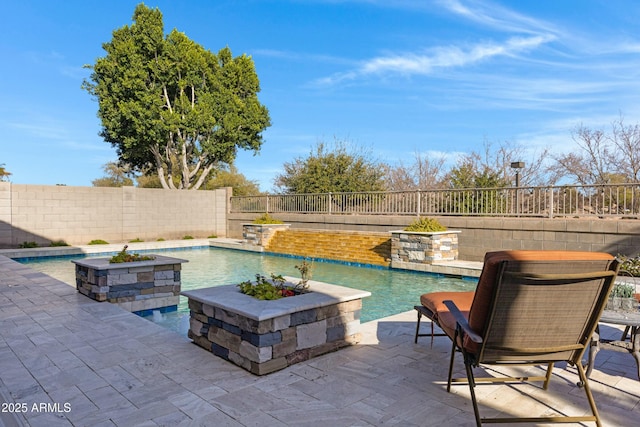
xmin=208 ymin=234 xmax=218 ymax=238
xmin=129 ymin=238 xmax=144 ymax=243
xmin=238 ymin=274 xmax=289 ymax=300
xmin=183 ymin=235 xmax=194 ymax=240
xmin=295 ymin=258 xmax=313 ymax=289
xmin=252 ymin=213 xmax=284 ymax=224
xmin=50 ymin=240 xmax=69 ymax=247
xmin=404 ymin=217 xmax=447 ymax=232
xmin=157 ymin=238 xmax=165 ymax=241
xmin=19 ymin=241 xmax=38 ymax=248
xmin=88 ymin=239 xmax=109 ymax=245
xmin=109 ymin=245 xmax=155 ymax=263
xmin=610 ymin=283 xmax=635 ymax=298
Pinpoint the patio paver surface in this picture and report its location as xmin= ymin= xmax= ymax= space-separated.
xmin=1 ymin=254 xmax=639 ymax=426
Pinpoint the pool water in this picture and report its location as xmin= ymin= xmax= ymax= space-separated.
xmin=20 ymin=247 xmax=477 ymax=333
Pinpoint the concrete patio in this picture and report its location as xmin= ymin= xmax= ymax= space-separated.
xmin=1 ymin=254 xmax=639 ymax=426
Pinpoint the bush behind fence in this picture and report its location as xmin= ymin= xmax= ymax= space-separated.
xmin=231 ymin=184 xmax=640 ymax=219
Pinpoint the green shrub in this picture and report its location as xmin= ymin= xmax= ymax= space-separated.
xmin=88 ymin=239 xmax=109 ymax=245
xmin=237 ymin=273 xmax=307 ymax=300
xmin=109 ymin=245 xmax=155 ymax=263
xmin=238 ymin=274 xmax=287 ymax=300
xmin=252 ymin=213 xmax=284 ymax=224
xmin=129 ymin=238 xmax=144 ymax=243
xmin=207 ymin=234 xmax=218 ymax=239
xmin=156 ymin=238 xmax=165 ymax=241
xmin=19 ymin=241 xmax=38 ymax=248
xmin=50 ymin=240 xmax=69 ymax=247
xmin=182 ymin=235 xmax=194 ymax=240
xmin=404 ymin=217 xmax=447 ymax=232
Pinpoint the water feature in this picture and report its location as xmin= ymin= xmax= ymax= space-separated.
xmin=20 ymin=247 xmax=477 ymax=332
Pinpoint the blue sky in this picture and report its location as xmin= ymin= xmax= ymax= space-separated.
xmin=1 ymin=0 xmax=639 ymax=191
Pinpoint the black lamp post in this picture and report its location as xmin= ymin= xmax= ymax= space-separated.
xmin=510 ymin=162 xmax=524 ymax=215
xmin=510 ymin=161 xmax=524 ymax=187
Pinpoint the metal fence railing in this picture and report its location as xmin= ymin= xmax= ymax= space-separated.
xmin=230 ymin=184 xmax=640 ymax=219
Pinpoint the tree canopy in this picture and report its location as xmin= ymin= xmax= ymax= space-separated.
xmin=274 ymin=141 xmax=386 ymax=194
xmin=82 ymin=3 xmax=270 ymax=190
xmin=92 ymin=162 xmax=135 ymax=187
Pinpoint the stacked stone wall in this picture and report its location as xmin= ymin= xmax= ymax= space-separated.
xmin=75 ymin=261 xmax=183 ymax=313
xmin=391 ymin=231 xmax=459 ymax=264
xmin=229 ymin=213 xmax=640 ymax=262
xmin=265 ymin=229 xmax=390 ymax=266
xmin=187 ymin=298 xmax=362 ymax=375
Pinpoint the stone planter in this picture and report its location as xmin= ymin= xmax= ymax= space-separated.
xmin=183 ymin=278 xmax=370 ymax=375
xmin=73 ymin=255 xmax=188 ymax=315
xmin=390 ymin=230 xmax=461 ymax=268
xmin=606 ymin=297 xmax=638 ymax=312
xmin=242 ymin=223 xmax=290 ymax=247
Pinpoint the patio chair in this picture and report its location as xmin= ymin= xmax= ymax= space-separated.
xmin=428 ymin=250 xmax=619 ymax=426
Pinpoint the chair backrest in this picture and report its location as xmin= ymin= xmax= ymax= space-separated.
xmin=465 ymin=250 xmax=619 ymax=365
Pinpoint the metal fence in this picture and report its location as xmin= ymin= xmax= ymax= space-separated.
xmin=230 ymin=184 xmax=640 ymax=218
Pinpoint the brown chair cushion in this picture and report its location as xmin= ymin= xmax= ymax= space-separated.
xmin=465 ymin=250 xmax=616 ymax=352
xmin=420 ymin=291 xmax=475 ymax=339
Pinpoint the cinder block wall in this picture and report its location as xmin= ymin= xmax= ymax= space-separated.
xmin=0 ymin=182 xmax=230 ymax=247
xmin=265 ymin=229 xmax=391 ymax=266
xmin=229 ymin=212 xmax=640 ymax=261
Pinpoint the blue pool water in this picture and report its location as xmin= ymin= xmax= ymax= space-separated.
xmin=20 ymin=247 xmax=477 ymax=333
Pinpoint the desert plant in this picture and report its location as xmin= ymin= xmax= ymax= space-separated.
xmin=610 ymin=283 xmax=635 ymax=298
xmin=129 ymin=238 xmax=144 ymax=243
xmin=252 ymin=213 xmax=284 ymax=224
xmin=88 ymin=239 xmax=109 ymax=245
xmin=109 ymin=245 xmax=155 ymax=263
xmin=237 ymin=274 xmax=288 ymax=300
xmin=295 ymin=258 xmax=313 ymax=288
xmin=183 ymin=235 xmax=194 ymax=240
xmin=404 ymin=217 xmax=447 ymax=232
xmin=19 ymin=241 xmax=38 ymax=248
xmin=50 ymin=240 xmax=69 ymax=247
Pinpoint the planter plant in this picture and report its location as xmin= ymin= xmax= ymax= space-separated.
xmin=607 ymin=283 xmax=637 ymax=311
xmin=109 ymin=245 xmax=155 ymax=263
xmin=252 ymin=213 xmax=284 ymax=224
xmin=237 ymin=261 xmax=313 ymax=300
xmin=237 ymin=273 xmax=309 ymax=300
xmin=404 ymin=217 xmax=447 ymax=232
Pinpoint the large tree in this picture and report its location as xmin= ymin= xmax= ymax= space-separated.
xmin=82 ymin=4 xmax=270 ymax=190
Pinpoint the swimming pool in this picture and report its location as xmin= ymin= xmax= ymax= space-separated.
xmin=20 ymin=247 xmax=477 ymax=332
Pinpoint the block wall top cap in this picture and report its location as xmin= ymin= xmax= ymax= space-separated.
xmin=390 ymin=230 xmax=461 ymax=235
xmin=72 ymin=254 xmax=189 ymax=270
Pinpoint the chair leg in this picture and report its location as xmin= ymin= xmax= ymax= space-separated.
xmin=414 ymin=310 xmax=422 ymax=344
xmin=464 ymin=357 xmax=482 ymax=427
xmin=575 ymin=361 xmax=602 ymax=427
xmin=542 ymin=362 xmax=554 ymax=390
xmin=446 ymin=332 xmax=458 ymax=392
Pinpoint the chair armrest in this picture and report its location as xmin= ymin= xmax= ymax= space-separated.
xmin=443 ymin=300 xmax=483 ymax=343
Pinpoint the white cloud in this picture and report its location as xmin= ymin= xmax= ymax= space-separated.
xmin=313 ymin=34 xmax=554 ymax=86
